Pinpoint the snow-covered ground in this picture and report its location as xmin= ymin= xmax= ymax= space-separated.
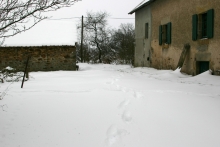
xmin=0 ymin=63 xmax=220 ymax=147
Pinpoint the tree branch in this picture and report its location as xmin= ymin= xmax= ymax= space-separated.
xmin=0 ymin=0 xmax=80 ymax=41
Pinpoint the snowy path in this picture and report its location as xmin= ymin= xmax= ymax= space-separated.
xmin=0 ymin=63 xmax=220 ymax=147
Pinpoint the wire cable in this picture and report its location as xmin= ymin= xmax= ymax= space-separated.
xmin=47 ymin=17 xmax=134 ymax=20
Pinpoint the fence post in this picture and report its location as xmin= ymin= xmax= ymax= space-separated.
xmin=21 ymin=56 xmax=30 ymax=88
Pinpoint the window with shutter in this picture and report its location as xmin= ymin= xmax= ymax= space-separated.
xmin=159 ymin=22 xmax=171 ymax=45
xmin=192 ymin=9 xmax=214 ymax=41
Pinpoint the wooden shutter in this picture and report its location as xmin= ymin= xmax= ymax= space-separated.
xmin=167 ymin=22 xmax=172 ymax=44
xmin=207 ymin=9 xmax=214 ymax=39
xmin=159 ymin=25 xmax=162 ymax=45
xmin=192 ymin=14 xmax=198 ymax=41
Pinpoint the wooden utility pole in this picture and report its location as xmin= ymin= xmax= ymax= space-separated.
xmin=80 ymin=15 xmax=83 ymax=62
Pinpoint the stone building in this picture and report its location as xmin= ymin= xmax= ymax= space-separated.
xmin=0 ymin=46 xmax=76 ymax=71
xmin=129 ymin=0 xmax=220 ymax=75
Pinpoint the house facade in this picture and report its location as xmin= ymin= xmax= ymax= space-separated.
xmin=129 ymin=0 xmax=220 ymax=75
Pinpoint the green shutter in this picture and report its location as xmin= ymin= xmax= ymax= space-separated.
xmin=159 ymin=25 xmax=162 ymax=45
xmin=207 ymin=9 xmax=214 ymax=39
xmin=167 ymin=22 xmax=172 ymax=44
xmin=192 ymin=14 xmax=198 ymax=41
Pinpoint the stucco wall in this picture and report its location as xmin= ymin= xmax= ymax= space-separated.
xmin=134 ymin=0 xmax=220 ymax=75
xmin=150 ymin=0 xmax=220 ymax=75
xmin=0 ymin=46 xmax=76 ymax=71
xmin=134 ymin=5 xmax=152 ymax=67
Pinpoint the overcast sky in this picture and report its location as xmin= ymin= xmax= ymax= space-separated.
xmin=4 ymin=0 xmax=140 ymax=46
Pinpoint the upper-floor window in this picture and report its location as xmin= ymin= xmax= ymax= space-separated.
xmin=192 ymin=9 xmax=214 ymax=40
xmin=159 ymin=22 xmax=171 ymax=45
xmin=201 ymin=13 xmax=207 ymax=38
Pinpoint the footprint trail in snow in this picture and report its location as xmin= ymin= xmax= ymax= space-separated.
xmin=105 ymin=72 xmax=145 ymax=146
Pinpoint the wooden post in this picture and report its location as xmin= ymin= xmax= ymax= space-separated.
xmin=176 ymin=44 xmax=190 ymax=69
xmin=80 ymin=15 xmax=84 ymax=62
xmin=21 ymin=56 xmax=30 ymax=88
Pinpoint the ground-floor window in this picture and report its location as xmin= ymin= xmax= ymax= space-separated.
xmin=159 ymin=22 xmax=171 ymax=45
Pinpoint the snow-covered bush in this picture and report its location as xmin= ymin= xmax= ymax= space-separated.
xmin=0 ymin=66 xmax=23 ymax=83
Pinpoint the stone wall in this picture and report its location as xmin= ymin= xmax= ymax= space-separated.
xmin=0 ymin=46 xmax=76 ymax=71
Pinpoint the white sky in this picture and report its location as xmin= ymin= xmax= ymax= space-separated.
xmin=4 ymin=0 xmax=139 ymax=46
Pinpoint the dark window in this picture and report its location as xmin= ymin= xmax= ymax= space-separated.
xmin=159 ymin=22 xmax=171 ymax=45
xmin=201 ymin=13 xmax=207 ymax=38
xmin=162 ymin=24 xmax=168 ymax=43
xmin=192 ymin=9 xmax=214 ymax=40
xmin=145 ymin=23 xmax=149 ymax=39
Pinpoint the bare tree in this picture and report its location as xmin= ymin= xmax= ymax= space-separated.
xmin=110 ymin=23 xmax=135 ymax=64
xmin=0 ymin=0 xmax=80 ymax=45
xmin=83 ymin=11 xmax=109 ymax=63
xmin=76 ymin=12 xmax=134 ymax=64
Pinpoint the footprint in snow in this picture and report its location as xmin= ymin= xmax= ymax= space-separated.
xmin=121 ymin=87 xmax=129 ymax=93
xmin=114 ymin=78 xmax=119 ymax=82
xmin=106 ymin=81 xmax=114 ymax=85
xmin=133 ymin=91 xmax=144 ymax=99
xmin=118 ymin=99 xmax=130 ymax=109
xmin=121 ymin=110 xmax=132 ymax=123
xmin=116 ymin=85 xmax=122 ymax=90
xmin=105 ymin=125 xmax=127 ymax=146
xmin=106 ymin=77 xmax=118 ymax=85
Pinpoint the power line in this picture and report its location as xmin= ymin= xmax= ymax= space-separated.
xmin=110 ymin=18 xmax=134 ymax=19
xmin=47 ymin=17 xmax=134 ymax=20
xmin=47 ymin=17 xmax=81 ymax=20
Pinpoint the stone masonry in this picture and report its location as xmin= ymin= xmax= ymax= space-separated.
xmin=0 ymin=46 xmax=76 ymax=71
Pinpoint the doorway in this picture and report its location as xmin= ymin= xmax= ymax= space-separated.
xmin=197 ymin=61 xmax=209 ymax=74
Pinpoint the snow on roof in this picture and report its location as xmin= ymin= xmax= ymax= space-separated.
xmin=128 ymin=0 xmax=153 ymax=14
xmin=133 ymin=0 xmax=150 ymax=11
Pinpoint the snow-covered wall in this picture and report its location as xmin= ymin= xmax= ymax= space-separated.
xmin=0 ymin=46 xmax=76 ymax=71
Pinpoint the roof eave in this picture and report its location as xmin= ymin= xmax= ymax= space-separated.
xmin=128 ymin=0 xmax=155 ymax=15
